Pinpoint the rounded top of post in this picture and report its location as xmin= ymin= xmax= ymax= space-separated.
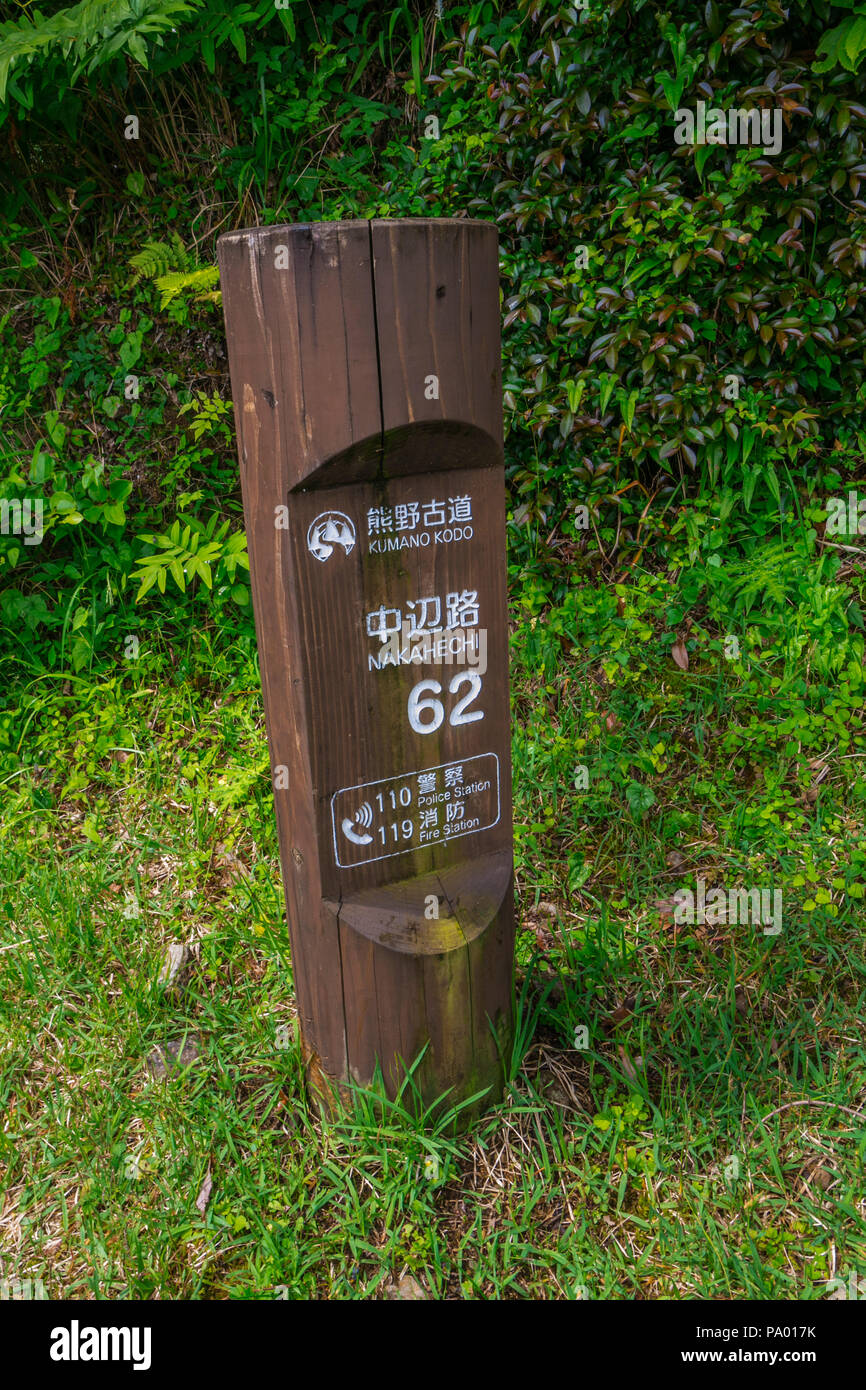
xmin=217 ymin=217 xmax=497 ymax=247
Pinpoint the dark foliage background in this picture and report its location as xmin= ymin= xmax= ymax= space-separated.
xmin=1 ymin=0 xmax=864 ymax=657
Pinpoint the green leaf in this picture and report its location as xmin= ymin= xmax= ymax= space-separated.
xmin=625 ymin=782 xmax=656 ymax=817
xmin=275 ymin=7 xmax=295 ymax=41
xmin=741 ymin=426 xmax=756 ymax=466
xmin=410 ymin=28 xmax=422 ymax=99
xmin=695 ymin=143 xmax=714 ymax=178
xmin=598 ymin=375 xmax=617 ymax=415
xmin=742 ymin=465 xmax=758 ymax=513
xmin=658 ymin=71 xmax=684 ymax=113
xmin=844 ymin=14 xmax=866 ymax=67
xmin=136 ymin=568 xmax=159 ymax=602
xmin=230 ymin=27 xmax=246 ymax=63
xmin=127 ymin=32 xmax=147 ymax=67
xmin=764 ymin=463 xmax=781 ymax=505
xmin=814 ymin=24 xmax=844 ymax=74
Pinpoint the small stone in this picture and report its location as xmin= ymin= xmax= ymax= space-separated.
xmin=146 ymin=1034 xmax=201 ymax=1080
xmin=541 ymin=1074 xmax=572 ymax=1111
xmin=386 ymin=1274 xmax=427 ymax=1300
xmin=195 ymin=1166 xmax=213 ymax=1215
xmin=158 ymin=943 xmax=188 ymax=988
xmin=156 ymin=942 xmax=196 ymax=993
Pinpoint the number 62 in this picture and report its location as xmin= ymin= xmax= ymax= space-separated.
xmin=407 ymin=673 xmax=483 ymax=734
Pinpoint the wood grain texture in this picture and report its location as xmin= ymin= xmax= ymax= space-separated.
xmin=218 ymin=219 xmax=513 ymax=1119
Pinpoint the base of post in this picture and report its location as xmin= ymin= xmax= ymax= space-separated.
xmin=299 ymin=851 xmax=514 ymax=1128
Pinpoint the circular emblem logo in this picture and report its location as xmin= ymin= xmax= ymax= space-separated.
xmin=306 ymin=511 xmax=356 ymax=563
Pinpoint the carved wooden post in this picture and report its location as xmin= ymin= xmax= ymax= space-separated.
xmin=217 ymin=219 xmax=513 ymax=1117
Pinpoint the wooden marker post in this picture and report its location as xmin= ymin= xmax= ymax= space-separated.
xmin=218 ymin=219 xmax=513 ymax=1117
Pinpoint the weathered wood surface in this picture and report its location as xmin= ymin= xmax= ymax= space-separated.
xmin=218 ymin=220 xmax=513 ymax=1118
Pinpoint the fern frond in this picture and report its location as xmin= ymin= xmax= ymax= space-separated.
xmin=0 ymin=0 xmax=203 ymax=104
xmin=154 ymin=265 xmax=220 ymax=308
xmin=128 ymin=237 xmax=190 ymax=285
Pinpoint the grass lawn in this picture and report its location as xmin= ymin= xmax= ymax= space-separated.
xmin=2 ymin=504 xmax=864 ymax=1300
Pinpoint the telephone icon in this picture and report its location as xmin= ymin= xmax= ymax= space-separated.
xmin=341 ymin=801 xmax=373 ymax=846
